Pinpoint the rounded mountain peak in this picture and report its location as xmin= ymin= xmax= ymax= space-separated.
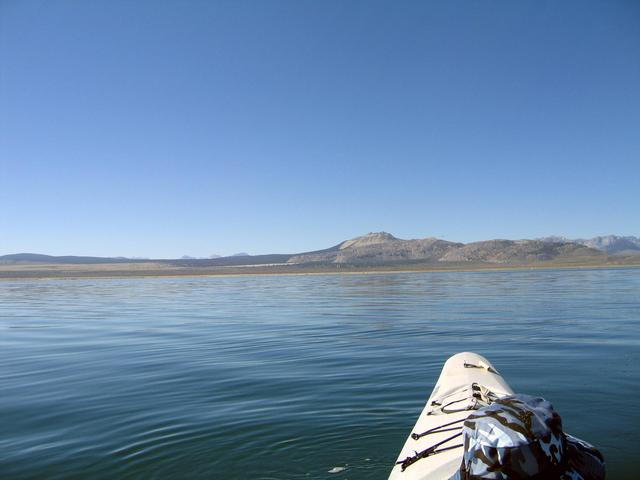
xmin=339 ymin=232 xmax=399 ymax=250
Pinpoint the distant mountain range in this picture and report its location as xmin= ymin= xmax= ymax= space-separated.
xmin=538 ymin=235 xmax=640 ymax=253
xmin=2 ymin=233 xmax=638 ymax=268
xmin=0 ymin=253 xmax=137 ymax=265
xmin=287 ymin=233 xmax=610 ymax=265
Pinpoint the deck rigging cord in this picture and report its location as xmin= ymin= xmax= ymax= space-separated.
xmin=397 ymin=383 xmax=499 ymax=471
xmin=396 ymin=432 xmax=463 ymax=471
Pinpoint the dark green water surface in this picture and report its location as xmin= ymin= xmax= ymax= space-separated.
xmin=1 ymin=268 xmax=638 ymax=479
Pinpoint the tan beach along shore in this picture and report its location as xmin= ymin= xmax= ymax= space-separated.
xmin=1 ymin=256 xmax=639 ymax=280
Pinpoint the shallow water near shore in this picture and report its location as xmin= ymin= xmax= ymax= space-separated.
xmin=1 ymin=268 xmax=638 ymax=479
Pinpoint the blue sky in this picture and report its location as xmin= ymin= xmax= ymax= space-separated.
xmin=1 ymin=0 xmax=639 ymax=257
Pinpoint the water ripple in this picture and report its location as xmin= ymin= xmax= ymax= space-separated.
xmin=0 ymin=269 xmax=638 ymax=478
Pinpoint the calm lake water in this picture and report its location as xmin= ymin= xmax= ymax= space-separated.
xmin=1 ymin=268 xmax=638 ymax=479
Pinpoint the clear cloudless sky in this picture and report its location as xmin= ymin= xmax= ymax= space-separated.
xmin=1 ymin=0 xmax=639 ymax=257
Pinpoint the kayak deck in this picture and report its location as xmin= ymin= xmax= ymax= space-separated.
xmin=389 ymin=352 xmax=513 ymax=480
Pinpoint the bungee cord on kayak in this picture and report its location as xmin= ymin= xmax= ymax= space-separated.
xmin=411 ymin=418 xmax=466 ymax=440
xmin=397 ymin=432 xmax=464 ymax=472
xmin=399 ymin=382 xmax=500 ymax=472
xmin=428 ymin=383 xmax=499 ymax=415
